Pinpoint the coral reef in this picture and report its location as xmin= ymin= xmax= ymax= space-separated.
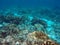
xmin=0 ymin=31 xmax=58 ymax=45
xmin=0 ymin=7 xmax=60 ymax=45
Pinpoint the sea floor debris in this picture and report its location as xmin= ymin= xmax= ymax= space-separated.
xmin=0 ymin=7 xmax=60 ymax=45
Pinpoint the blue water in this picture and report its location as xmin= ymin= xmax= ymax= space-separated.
xmin=0 ymin=0 xmax=60 ymax=21
xmin=0 ymin=0 xmax=60 ymax=9
xmin=0 ymin=0 xmax=60 ymax=22
xmin=0 ymin=0 xmax=60 ymax=44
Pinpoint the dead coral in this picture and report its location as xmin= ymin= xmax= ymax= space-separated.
xmin=0 ymin=24 xmax=20 ymax=38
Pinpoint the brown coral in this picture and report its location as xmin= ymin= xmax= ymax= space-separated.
xmin=44 ymin=40 xmax=58 ymax=45
xmin=27 ymin=31 xmax=59 ymax=45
